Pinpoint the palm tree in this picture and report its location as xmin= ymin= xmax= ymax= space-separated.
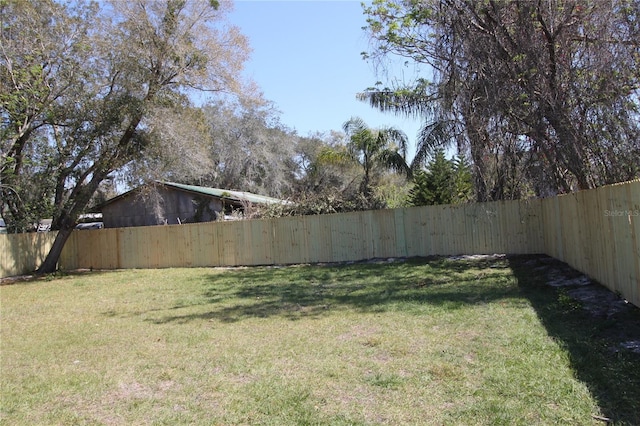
xmin=342 ymin=117 xmax=411 ymax=196
xmin=357 ymin=83 xmax=457 ymax=173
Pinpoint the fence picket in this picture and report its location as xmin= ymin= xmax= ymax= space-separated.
xmin=2 ymin=180 xmax=639 ymax=307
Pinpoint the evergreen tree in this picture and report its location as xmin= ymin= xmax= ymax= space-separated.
xmin=408 ymin=170 xmax=432 ymax=206
xmin=342 ymin=117 xmax=411 ymax=197
xmin=428 ymin=150 xmax=454 ymax=204
xmin=452 ymin=156 xmax=473 ymax=204
xmin=408 ymin=149 xmax=454 ymax=206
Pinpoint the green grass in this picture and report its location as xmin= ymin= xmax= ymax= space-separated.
xmin=1 ymin=256 xmax=639 ymax=425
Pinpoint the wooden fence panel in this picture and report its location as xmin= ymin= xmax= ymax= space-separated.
xmin=237 ymin=219 xmax=262 ymax=266
xmin=272 ymin=216 xmax=308 ymax=265
xmin=402 ymin=207 xmax=427 ymax=257
xmin=627 ymin=182 xmax=640 ymax=305
xmin=94 ymin=229 xmax=115 ymax=269
xmin=304 ymin=215 xmax=332 ymax=263
xmin=562 ymin=193 xmax=585 ymax=272
xmin=367 ymin=209 xmax=395 ymax=259
xmin=440 ymin=205 xmax=457 ymax=255
xmin=449 ymin=204 xmax=466 ymax=255
xmin=541 ymin=180 xmax=640 ymax=307
xmin=503 ymin=201 xmax=523 ymax=253
xmin=462 ymin=204 xmax=482 ymax=255
xmin=74 ymin=230 xmax=98 ymax=270
xmin=327 ymin=211 xmax=365 ymax=262
xmin=237 ymin=220 xmax=257 ymax=266
xmin=509 ymin=199 xmax=543 ymax=254
xmin=461 ymin=202 xmax=500 ymax=255
xmin=607 ymin=183 xmax=638 ymax=298
xmin=427 ymin=205 xmax=446 ymax=255
xmin=577 ymin=190 xmax=593 ymax=273
xmin=526 ymin=199 xmax=545 ymax=254
xmin=216 ymin=221 xmax=236 ymax=266
xmin=592 ymin=186 xmax=613 ymax=287
xmin=441 ymin=205 xmax=456 ymax=255
xmin=0 ymin=232 xmax=57 ymax=276
xmin=59 ymin=231 xmax=78 ymax=271
xmin=2 ymin=180 xmax=637 ymax=308
xmin=145 ymin=225 xmax=163 ymax=268
xmin=188 ymin=222 xmax=210 ymax=267
xmin=120 ymin=227 xmax=141 ymax=269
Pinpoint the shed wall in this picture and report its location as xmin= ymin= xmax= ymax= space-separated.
xmin=102 ymin=187 xmax=224 ymax=228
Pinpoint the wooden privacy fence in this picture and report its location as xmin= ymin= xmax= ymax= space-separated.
xmin=1 ymin=180 xmax=638 ymax=307
xmin=541 ymin=180 xmax=640 ymax=307
xmin=58 ymin=198 xmax=544 ymax=270
xmin=0 ymin=232 xmax=58 ymax=278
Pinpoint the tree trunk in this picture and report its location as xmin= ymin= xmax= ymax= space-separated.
xmin=37 ymin=226 xmax=74 ymax=274
xmin=466 ymin=125 xmax=490 ymax=202
xmin=544 ymin=110 xmax=591 ymax=191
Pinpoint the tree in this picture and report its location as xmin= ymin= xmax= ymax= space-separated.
xmin=1 ymin=0 xmax=98 ymax=231
xmin=361 ymin=0 xmax=640 ymax=199
xmin=121 ymin=104 xmax=214 ymax=189
xmin=408 ymin=150 xmax=472 ymax=206
xmin=1 ymin=0 xmax=251 ymax=273
xmin=407 ymin=170 xmax=432 ymax=206
xmin=408 ymin=149 xmax=450 ymax=206
xmin=293 ymin=130 xmax=361 ymax=196
xmin=451 ymin=155 xmax=473 ymax=204
xmin=374 ymin=173 xmax=412 ymax=208
xmin=200 ymin=99 xmax=300 ymax=198
xmin=342 ymin=116 xmax=411 ymax=197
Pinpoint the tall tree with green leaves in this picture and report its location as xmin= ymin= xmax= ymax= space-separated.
xmin=407 ymin=170 xmax=433 ymax=207
xmin=1 ymin=0 xmax=252 ymax=272
xmin=200 ymin=99 xmax=300 ymax=198
xmin=294 ymin=131 xmax=360 ymax=196
xmin=1 ymin=0 xmax=98 ymax=232
xmin=361 ymin=0 xmax=640 ymax=199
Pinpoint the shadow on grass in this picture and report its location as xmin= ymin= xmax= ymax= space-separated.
xmin=144 ymin=254 xmax=640 ymax=423
xmin=0 ymin=269 xmax=123 ymax=286
xmin=149 ymin=257 xmax=519 ymax=324
xmin=508 ymin=255 xmax=640 ymax=425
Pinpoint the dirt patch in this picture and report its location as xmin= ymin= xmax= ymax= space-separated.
xmin=0 ymin=274 xmax=37 ymax=285
xmin=520 ymin=255 xmax=640 ymax=355
xmin=0 ymin=269 xmax=94 ymax=285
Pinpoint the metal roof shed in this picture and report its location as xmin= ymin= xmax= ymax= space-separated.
xmin=99 ymin=181 xmax=287 ymax=228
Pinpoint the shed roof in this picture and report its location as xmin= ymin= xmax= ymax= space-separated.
xmin=100 ymin=181 xmax=288 ymax=208
xmin=160 ymin=181 xmax=287 ymax=205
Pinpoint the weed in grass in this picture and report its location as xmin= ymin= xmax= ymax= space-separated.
xmin=557 ymin=287 xmax=583 ymax=312
xmin=366 ymin=372 xmax=405 ymax=389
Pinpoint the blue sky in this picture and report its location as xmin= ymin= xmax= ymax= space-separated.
xmin=228 ymin=0 xmax=424 ymax=150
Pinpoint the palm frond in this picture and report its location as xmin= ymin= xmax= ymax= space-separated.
xmin=316 ymin=145 xmax=354 ymax=167
xmin=381 ymin=127 xmax=409 ymax=158
xmin=342 ymin=116 xmax=369 ymax=135
xmin=411 ymin=120 xmax=455 ymax=171
xmin=378 ymin=149 xmax=412 ymax=178
xmin=356 ymin=79 xmax=440 ymax=118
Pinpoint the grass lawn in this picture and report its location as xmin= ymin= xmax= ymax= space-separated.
xmin=1 ymin=255 xmax=639 ymax=425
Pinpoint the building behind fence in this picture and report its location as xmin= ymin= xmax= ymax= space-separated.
xmin=1 ymin=180 xmax=638 ymax=307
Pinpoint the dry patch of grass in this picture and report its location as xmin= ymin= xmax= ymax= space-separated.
xmin=1 ymin=256 xmax=639 ymax=425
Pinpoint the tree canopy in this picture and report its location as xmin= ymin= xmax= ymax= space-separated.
xmin=200 ymin=99 xmax=299 ymax=198
xmin=1 ymin=0 xmax=252 ymax=272
xmin=408 ymin=149 xmax=472 ymax=206
xmin=361 ymin=0 xmax=640 ymax=200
